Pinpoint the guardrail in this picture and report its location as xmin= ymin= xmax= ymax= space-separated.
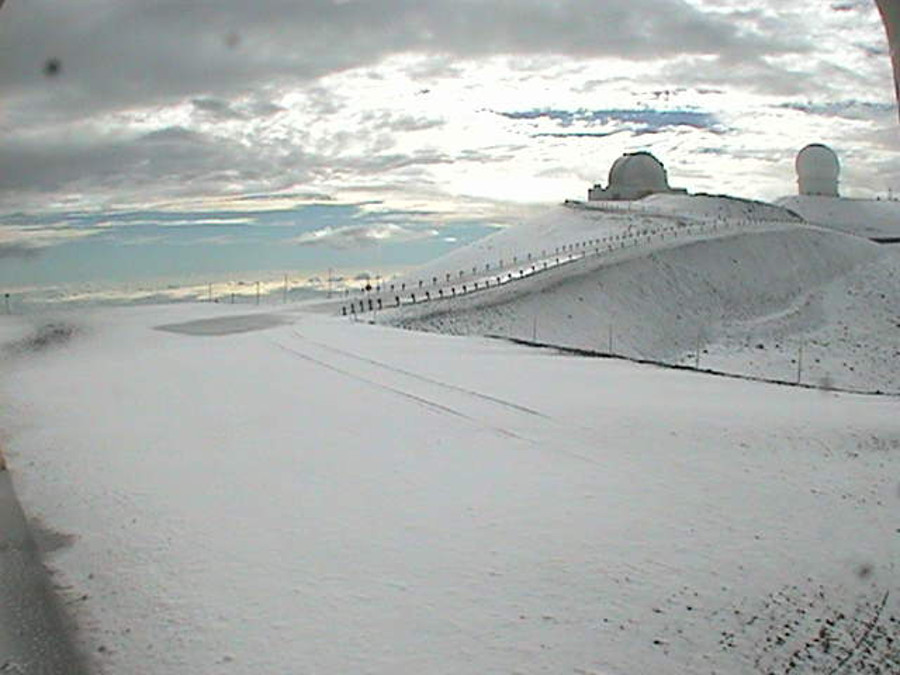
xmin=339 ymin=214 xmax=793 ymax=317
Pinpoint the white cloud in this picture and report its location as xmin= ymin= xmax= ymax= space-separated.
xmin=0 ymin=0 xmax=897 ymax=227
xmin=292 ymin=223 xmax=439 ymax=249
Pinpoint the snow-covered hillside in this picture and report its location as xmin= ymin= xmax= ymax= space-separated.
xmin=386 ymin=196 xmax=898 ymax=393
xmin=1 ymin=306 xmax=898 ymax=674
xmin=398 ymin=194 xmax=802 ymax=287
xmin=1 ymin=191 xmax=899 ymax=674
xmin=777 ymin=195 xmax=900 ymax=241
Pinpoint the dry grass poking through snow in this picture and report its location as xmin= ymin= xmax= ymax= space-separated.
xmin=3 ymin=322 xmax=78 ymax=357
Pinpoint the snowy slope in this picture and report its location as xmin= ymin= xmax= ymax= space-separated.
xmin=397 ymin=195 xmax=801 ymax=287
xmin=1 ymin=306 xmax=899 ymax=674
xmin=777 ymin=195 xmax=900 ymax=241
xmin=387 ymin=197 xmax=896 ymax=393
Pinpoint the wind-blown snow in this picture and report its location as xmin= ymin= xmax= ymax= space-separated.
xmin=1 ymin=304 xmax=898 ymax=674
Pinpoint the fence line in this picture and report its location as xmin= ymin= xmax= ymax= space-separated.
xmin=491 ymin=335 xmax=897 ymax=397
xmin=340 ymin=215 xmax=793 ymax=317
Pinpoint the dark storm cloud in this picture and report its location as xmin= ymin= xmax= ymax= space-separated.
xmin=191 ymin=97 xmax=286 ymax=120
xmin=0 ymin=0 xmax=802 ymax=122
xmin=0 ymin=124 xmax=320 ymax=205
xmin=780 ymin=100 xmax=896 ymax=119
xmin=0 ymin=121 xmax=461 ymax=204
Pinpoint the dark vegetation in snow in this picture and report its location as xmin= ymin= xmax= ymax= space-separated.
xmin=3 ymin=322 xmax=79 ymax=357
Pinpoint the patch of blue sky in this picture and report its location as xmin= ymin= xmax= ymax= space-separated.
xmin=0 ymin=204 xmax=498 ymax=289
xmin=494 ymin=108 xmax=721 ymax=132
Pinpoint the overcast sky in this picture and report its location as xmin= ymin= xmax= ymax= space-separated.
xmin=1 ymin=0 xmax=898 ymax=288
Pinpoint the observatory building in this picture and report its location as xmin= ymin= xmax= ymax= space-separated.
xmin=588 ymin=152 xmax=687 ymax=201
xmin=796 ymin=144 xmax=840 ymax=197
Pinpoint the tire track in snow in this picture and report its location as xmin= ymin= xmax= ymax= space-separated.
xmin=270 ymin=340 xmax=525 ymax=441
xmin=289 ymin=328 xmax=549 ymax=419
xmin=272 ymin=334 xmax=607 ymax=468
xmin=289 ymin=329 xmax=633 ymax=449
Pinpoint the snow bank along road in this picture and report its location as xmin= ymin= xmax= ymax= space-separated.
xmin=1 ymin=304 xmax=898 ymax=674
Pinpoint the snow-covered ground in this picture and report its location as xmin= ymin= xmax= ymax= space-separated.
xmin=388 ymin=196 xmax=899 ymax=394
xmin=1 ymin=193 xmax=899 ymax=674
xmin=777 ymin=195 xmax=900 ymax=241
xmin=1 ymin=303 xmax=899 ymax=674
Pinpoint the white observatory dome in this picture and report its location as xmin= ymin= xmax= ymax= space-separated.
xmin=587 ymin=151 xmax=681 ymax=201
xmin=608 ymin=152 xmax=669 ymax=195
xmin=796 ymin=144 xmax=840 ymax=197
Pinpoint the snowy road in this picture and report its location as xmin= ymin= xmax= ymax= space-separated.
xmin=1 ymin=304 xmax=899 ymax=673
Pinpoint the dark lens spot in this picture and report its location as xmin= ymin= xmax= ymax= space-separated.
xmin=43 ymin=58 xmax=61 ymax=77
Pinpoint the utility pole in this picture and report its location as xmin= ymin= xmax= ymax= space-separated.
xmin=256 ymin=281 xmax=261 ymax=306
xmin=695 ymin=330 xmax=702 ymax=370
xmin=283 ymin=274 xmax=288 ymax=304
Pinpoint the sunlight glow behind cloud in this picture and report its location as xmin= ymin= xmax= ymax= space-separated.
xmin=0 ymin=0 xmax=897 ymax=288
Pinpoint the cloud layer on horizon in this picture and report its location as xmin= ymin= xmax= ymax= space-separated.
xmin=1 ymin=0 xmax=898 ymax=253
